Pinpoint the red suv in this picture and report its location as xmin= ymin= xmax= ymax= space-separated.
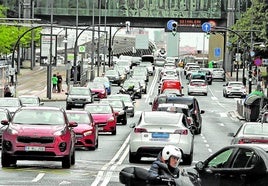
xmin=1 ymin=107 xmax=77 ymax=168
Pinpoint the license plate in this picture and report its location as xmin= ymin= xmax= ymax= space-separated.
xmin=25 ymin=146 xmax=45 ymax=151
xmin=98 ymin=127 xmax=104 ymax=130
xmin=75 ymin=103 xmax=83 ymax=106
xmin=152 ymin=132 xmax=169 ymax=139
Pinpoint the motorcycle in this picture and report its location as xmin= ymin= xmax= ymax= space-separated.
xmin=119 ymin=166 xmax=201 ymax=186
xmin=118 ymin=85 xmax=142 ymax=100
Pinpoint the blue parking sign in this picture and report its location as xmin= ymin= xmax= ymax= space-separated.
xmin=214 ymin=48 xmax=221 ymax=57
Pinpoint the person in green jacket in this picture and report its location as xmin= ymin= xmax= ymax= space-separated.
xmin=52 ymin=74 xmax=58 ymax=93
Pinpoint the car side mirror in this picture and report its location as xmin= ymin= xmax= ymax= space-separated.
xmin=1 ymin=120 xmax=9 ymax=125
xmin=114 ymin=111 xmax=119 ymax=116
xmin=201 ymin=110 xmax=205 ymax=114
xmin=195 ymin=161 xmax=205 ymax=171
xmin=69 ymin=121 xmax=78 ymax=127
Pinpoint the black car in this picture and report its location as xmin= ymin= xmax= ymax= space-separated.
xmin=198 ymin=68 xmax=213 ymax=85
xmin=149 ymin=94 xmax=204 ymax=134
xmin=193 ymin=144 xmax=268 ymax=186
xmin=66 ymin=87 xmax=94 ymax=110
xmin=99 ymin=99 xmax=128 ymax=125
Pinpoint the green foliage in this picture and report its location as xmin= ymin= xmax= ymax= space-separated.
xmin=229 ymin=0 xmax=268 ymax=51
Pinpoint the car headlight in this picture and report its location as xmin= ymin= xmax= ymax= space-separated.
xmin=54 ymin=129 xmax=66 ymax=136
xmin=119 ymin=110 xmax=125 ymax=115
xmin=84 ymin=130 xmax=93 ymax=136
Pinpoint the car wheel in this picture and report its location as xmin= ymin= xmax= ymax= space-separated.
xmin=111 ymin=128 xmax=116 ymax=135
xmin=204 ymin=93 xmax=207 ymax=96
xmin=226 ymin=94 xmax=229 ymax=98
xmin=188 ymin=92 xmax=191 ymax=96
xmin=209 ymin=82 xmax=212 ymax=85
xmin=95 ymin=137 xmax=99 ymax=149
xmin=144 ymin=88 xmax=147 ymax=94
xmin=129 ymin=151 xmax=140 ymax=163
xmin=66 ymin=105 xmax=72 ymax=110
xmin=1 ymin=153 xmax=16 ymax=167
xmin=195 ymin=125 xmax=201 ymax=135
xmin=183 ymin=153 xmax=193 ymax=165
xmin=130 ymin=112 xmax=134 ymax=117
xmin=223 ymin=92 xmax=225 ymax=97
xmin=62 ymin=154 xmax=71 ymax=168
xmin=71 ymin=150 xmax=75 ymax=165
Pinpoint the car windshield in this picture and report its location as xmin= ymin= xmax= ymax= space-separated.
xmin=84 ymin=105 xmax=112 ymax=114
xmin=12 ymin=109 xmax=65 ymax=125
xmin=20 ymin=97 xmax=38 ymax=104
xmin=243 ymin=124 xmax=268 ymax=135
xmin=106 ymin=100 xmax=123 ymax=108
xmin=143 ymin=114 xmax=180 ymax=125
xmin=66 ymin=113 xmax=91 ymax=124
xmin=105 ymin=70 xmax=117 ymax=75
xmin=0 ymin=99 xmax=20 ymax=107
xmin=229 ymin=83 xmax=243 ymax=87
xmin=70 ymin=88 xmax=90 ymax=95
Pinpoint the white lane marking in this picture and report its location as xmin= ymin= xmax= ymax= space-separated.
xmin=31 ymin=173 xmax=45 ymax=182
xmin=211 ymin=96 xmax=218 ymax=100
xmin=219 ymin=123 xmax=225 ymax=127
xmin=91 ymin=134 xmax=130 ymax=186
xmin=219 ymin=113 xmax=228 ymax=117
xmin=145 ymin=70 xmax=159 ymax=103
xmin=59 ymin=180 xmax=72 ymax=185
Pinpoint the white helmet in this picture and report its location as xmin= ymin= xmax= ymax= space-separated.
xmin=162 ymin=145 xmax=182 ymax=161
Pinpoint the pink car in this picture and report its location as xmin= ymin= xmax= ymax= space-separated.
xmin=66 ymin=110 xmax=99 ymax=150
xmin=1 ymin=107 xmax=77 ymax=168
xmin=87 ymin=82 xmax=107 ymax=100
xmin=84 ymin=104 xmax=118 ymax=135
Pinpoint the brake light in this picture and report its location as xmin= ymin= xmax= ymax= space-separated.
xmin=174 ymin=129 xmax=188 ymax=135
xmin=134 ymin=128 xmax=148 ymax=133
xmin=238 ymin=139 xmax=252 ymax=144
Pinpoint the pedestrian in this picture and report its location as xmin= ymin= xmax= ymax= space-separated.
xmin=56 ymin=72 xmax=63 ymax=93
xmin=4 ymin=84 xmax=12 ymax=97
xmin=52 ymin=74 xmax=58 ymax=93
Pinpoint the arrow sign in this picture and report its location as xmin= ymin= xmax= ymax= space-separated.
xmin=202 ymin=22 xmax=211 ymax=32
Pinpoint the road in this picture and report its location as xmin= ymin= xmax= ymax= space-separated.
xmin=0 ymin=68 xmax=243 ymax=185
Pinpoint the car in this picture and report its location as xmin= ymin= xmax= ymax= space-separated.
xmin=154 ymin=57 xmax=166 ymax=69
xmin=212 ymin=67 xmax=226 ymax=81
xmin=199 ymin=68 xmax=213 ymax=85
xmin=183 ymin=62 xmax=198 ymax=75
xmin=120 ymin=79 xmax=142 ymax=99
xmin=185 ymin=65 xmax=200 ymax=79
xmin=129 ymin=111 xmax=194 ymax=165
xmin=228 ymin=122 xmax=268 ymax=144
xmin=86 ymin=82 xmax=107 ymax=100
xmin=193 ymin=144 xmax=268 ymax=186
xmin=84 ymin=104 xmax=117 ymax=135
xmin=116 ymin=60 xmax=131 ymax=74
xmin=108 ymin=94 xmax=135 ymax=117
xmin=1 ymin=107 xmax=77 ymax=168
xmin=99 ymin=99 xmax=128 ymax=125
xmin=138 ymin=62 xmax=154 ymax=76
xmin=0 ymin=97 xmax=22 ymax=115
xmin=114 ymin=65 xmax=127 ymax=81
xmin=0 ymin=108 xmax=12 ymax=147
xmin=105 ymin=69 xmax=124 ymax=86
xmin=187 ymin=79 xmax=208 ymax=96
xmin=149 ymin=95 xmax=205 ymax=134
xmin=19 ymin=95 xmax=44 ymax=107
xmin=66 ymin=86 xmax=94 ymax=110
xmin=223 ymin=81 xmax=247 ymax=98
xmin=156 ymin=103 xmax=192 ymax=118
xmin=66 ymin=110 xmax=99 ymax=150
xmin=93 ymin=76 xmax=111 ymax=95
xmin=129 ymin=76 xmax=147 ymax=94
xmin=159 ymin=79 xmax=183 ymax=95
xmin=131 ymin=66 xmax=149 ymax=82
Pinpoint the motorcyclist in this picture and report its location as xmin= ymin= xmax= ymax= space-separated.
xmin=148 ymin=145 xmax=182 ymax=182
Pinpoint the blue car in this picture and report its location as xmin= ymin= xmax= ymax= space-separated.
xmin=93 ymin=76 xmax=111 ymax=95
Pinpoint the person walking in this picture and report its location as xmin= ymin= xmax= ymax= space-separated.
xmin=52 ymin=74 xmax=58 ymax=93
xmin=56 ymin=72 xmax=63 ymax=93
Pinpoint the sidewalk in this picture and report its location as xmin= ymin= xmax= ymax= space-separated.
xmin=15 ymin=61 xmax=106 ymax=101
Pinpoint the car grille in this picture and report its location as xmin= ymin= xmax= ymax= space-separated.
xmin=17 ymin=136 xmax=54 ymax=144
xmin=75 ymin=133 xmax=83 ymax=138
xmin=96 ymin=122 xmax=107 ymax=127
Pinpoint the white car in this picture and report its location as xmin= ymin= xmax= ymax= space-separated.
xmin=223 ymin=81 xmax=247 ymax=98
xmin=187 ymin=79 xmax=208 ymax=96
xmin=129 ymin=111 xmax=194 ymax=165
xmin=212 ymin=68 xmax=226 ymax=81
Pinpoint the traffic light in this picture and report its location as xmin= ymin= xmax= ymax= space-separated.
xmin=171 ymin=21 xmax=178 ymax=32
xmin=125 ymin=21 xmax=130 ymax=33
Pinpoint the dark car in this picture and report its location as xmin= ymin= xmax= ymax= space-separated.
xmin=105 ymin=69 xmax=124 ymax=86
xmin=193 ymin=144 xmax=268 ymax=186
xmin=149 ymin=94 xmax=204 ymax=134
xmin=0 ymin=108 xmax=12 ymax=147
xmin=66 ymin=87 xmax=94 ymax=110
xmin=198 ymin=68 xmax=213 ymax=85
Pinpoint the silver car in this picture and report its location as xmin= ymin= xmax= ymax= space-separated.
xmin=108 ymin=94 xmax=135 ymax=117
xmin=129 ymin=111 xmax=194 ymax=165
xmin=212 ymin=68 xmax=226 ymax=81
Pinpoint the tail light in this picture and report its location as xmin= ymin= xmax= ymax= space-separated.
xmin=238 ymin=139 xmax=252 ymax=144
xmin=174 ymin=129 xmax=188 ymax=135
xmin=134 ymin=128 xmax=147 ymax=133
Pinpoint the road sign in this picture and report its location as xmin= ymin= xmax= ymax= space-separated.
xmin=201 ymin=22 xmax=211 ymax=32
xmin=167 ymin=20 xmax=176 ymax=31
xmin=214 ymin=48 xmax=221 ymax=57
xmin=79 ymin=46 xmax=86 ymax=53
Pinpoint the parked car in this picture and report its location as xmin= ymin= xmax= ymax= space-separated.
xmin=19 ymin=95 xmax=44 ymax=107
xmin=228 ymin=122 xmax=268 ymax=144
xmin=66 ymin=110 xmax=99 ymax=150
xmin=0 ymin=97 xmax=22 ymax=115
xmin=66 ymin=87 xmax=93 ymax=110
xmin=1 ymin=107 xmax=77 ymax=168
xmin=0 ymin=108 xmax=12 ymax=147
xmin=149 ymin=95 xmax=204 ymax=134
xmin=187 ymin=79 xmax=208 ymax=96
xmin=99 ymin=99 xmax=128 ymax=125
xmin=193 ymin=144 xmax=268 ymax=186
xmin=84 ymin=104 xmax=117 ymax=135
xmin=87 ymin=82 xmax=107 ymax=100
xmin=93 ymin=76 xmax=111 ymax=95
xmin=129 ymin=111 xmax=194 ymax=165
xmin=108 ymin=94 xmax=135 ymax=117
xmin=223 ymin=81 xmax=247 ymax=98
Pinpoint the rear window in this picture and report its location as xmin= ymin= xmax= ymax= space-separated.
xmin=144 ymin=114 xmax=180 ymax=125
xmin=166 ymin=98 xmax=194 ymax=110
xmin=243 ymin=124 xmax=268 ymax=135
